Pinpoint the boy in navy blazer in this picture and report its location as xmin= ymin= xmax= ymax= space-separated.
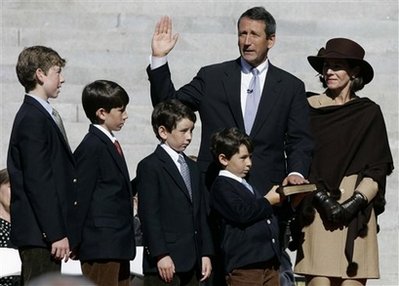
xmin=73 ymin=80 xmax=135 ymax=286
xmin=7 ymin=46 xmax=77 ymax=284
xmin=209 ymin=127 xmax=282 ymax=286
xmin=136 ymin=99 xmax=213 ymax=285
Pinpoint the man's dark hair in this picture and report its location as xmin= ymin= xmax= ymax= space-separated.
xmin=238 ymin=6 xmax=276 ymax=38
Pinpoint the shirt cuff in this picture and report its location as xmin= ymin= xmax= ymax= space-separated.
xmin=288 ymin=172 xmax=304 ymax=178
xmin=150 ymin=55 xmax=167 ymax=70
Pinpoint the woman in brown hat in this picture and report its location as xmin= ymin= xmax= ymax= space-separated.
xmin=291 ymin=38 xmax=394 ymax=285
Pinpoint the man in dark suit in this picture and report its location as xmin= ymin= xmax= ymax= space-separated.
xmin=7 ymin=46 xmax=78 ymax=284
xmin=73 ymin=80 xmax=135 ymax=286
xmin=146 ymin=7 xmax=313 ymax=285
xmin=136 ymin=99 xmax=213 ymax=285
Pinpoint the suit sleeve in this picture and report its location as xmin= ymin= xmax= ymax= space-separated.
xmin=136 ymin=160 xmax=169 ymax=259
xmin=211 ymin=179 xmax=274 ymax=225
xmin=285 ymin=80 xmax=313 ymax=177
xmin=73 ymin=139 xmax=100 ymax=238
xmin=147 ymin=63 xmax=203 ymax=111
xmin=17 ymin=115 xmax=66 ymax=243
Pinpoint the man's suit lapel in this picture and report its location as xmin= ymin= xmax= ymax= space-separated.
xmin=155 ymin=146 xmax=193 ymax=203
xmin=89 ymin=125 xmax=131 ymax=191
xmin=250 ymin=63 xmax=281 ymax=137
xmin=24 ymin=95 xmax=74 ymax=159
xmin=222 ymin=59 xmax=281 ymax=136
xmin=223 ymin=59 xmax=246 ymax=131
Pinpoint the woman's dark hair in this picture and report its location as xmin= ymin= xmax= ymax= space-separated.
xmin=319 ymin=59 xmax=366 ymax=93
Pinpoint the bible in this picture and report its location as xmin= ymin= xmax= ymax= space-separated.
xmin=277 ymin=183 xmax=317 ymax=196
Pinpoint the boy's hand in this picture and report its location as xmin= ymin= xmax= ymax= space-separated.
xmin=200 ymin=256 xmax=212 ymax=282
xmin=264 ymin=185 xmax=281 ymax=205
xmin=51 ymin=237 xmax=70 ymax=262
xmin=152 ymin=16 xmax=179 ymax=57
xmin=157 ymin=255 xmax=175 ymax=283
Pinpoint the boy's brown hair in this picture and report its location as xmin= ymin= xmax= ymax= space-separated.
xmin=16 ymin=46 xmax=66 ymax=93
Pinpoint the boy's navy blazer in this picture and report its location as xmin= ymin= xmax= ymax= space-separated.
xmin=7 ymin=95 xmax=78 ymax=248
xmin=210 ymin=176 xmax=281 ymax=273
xmin=136 ymin=145 xmax=213 ymax=273
xmin=73 ymin=124 xmax=135 ymax=261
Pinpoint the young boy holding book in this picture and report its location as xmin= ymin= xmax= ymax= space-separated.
xmin=209 ymin=127 xmax=283 ymax=286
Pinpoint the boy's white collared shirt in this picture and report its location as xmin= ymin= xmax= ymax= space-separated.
xmin=219 ymin=170 xmax=254 ymax=194
xmin=160 ymin=143 xmax=182 ymax=172
xmin=93 ymin=124 xmax=118 ymax=144
xmin=219 ymin=169 xmax=243 ymax=183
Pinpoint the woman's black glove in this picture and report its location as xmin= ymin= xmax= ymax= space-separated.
xmin=314 ymin=190 xmax=367 ymax=225
xmin=313 ymin=190 xmax=344 ymax=224
xmin=339 ymin=192 xmax=368 ymax=224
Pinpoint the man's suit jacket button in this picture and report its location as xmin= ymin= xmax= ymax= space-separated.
xmin=194 ymin=231 xmax=198 ymax=235
xmin=272 ymin=238 xmax=275 ymax=243
xmin=145 ymin=247 xmax=150 ymax=255
xmin=42 ymin=233 xmax=47 ymax=238
xmin=266 ymin=219 xmax=271 ymax=224
xmin=73 ymin=178 xmax=77 ymax=183
xmin=74 ymin=201 xmax=78 ymax=206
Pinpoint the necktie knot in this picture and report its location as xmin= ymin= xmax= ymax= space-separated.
xmin=52 ymin=108 xmax=70 ymax=146
xmin=177 ymin=154 xmax=185 ymax=164
xmin=251 ymin=68 xmax=259 ymax=76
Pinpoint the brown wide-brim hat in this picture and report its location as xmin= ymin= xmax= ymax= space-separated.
xmin=308 ymin=38 xmax=374 ymax=85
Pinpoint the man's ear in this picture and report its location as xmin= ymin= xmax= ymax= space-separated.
xmin=218 ymin=153 xmax=229 ymax=167
xmin=158 ymin=125 xmax=168 ymax=141
xmin=266 ymin=34 xmax=276 ymax=49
